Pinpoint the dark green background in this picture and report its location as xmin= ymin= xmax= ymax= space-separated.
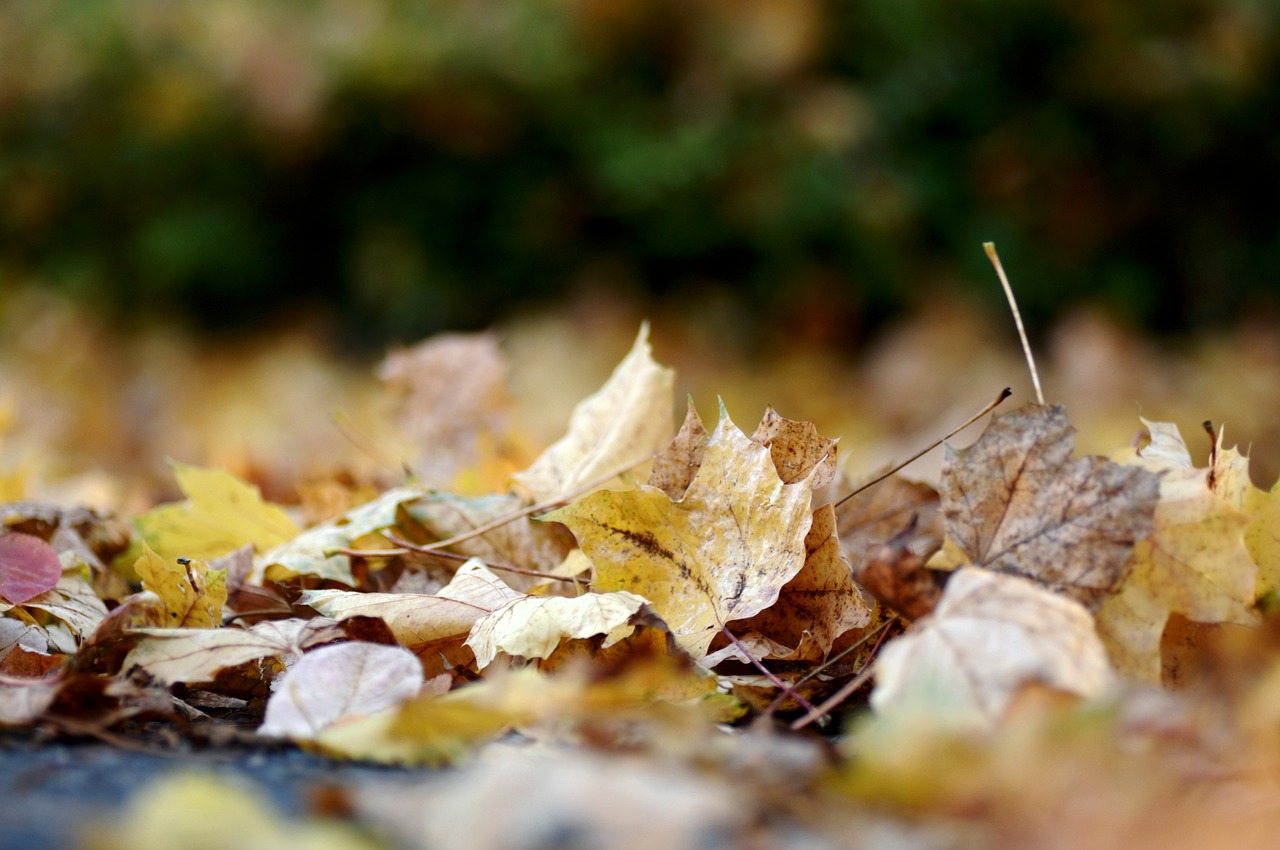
xmin=2 ymin=0 xmax=1276 ymax=347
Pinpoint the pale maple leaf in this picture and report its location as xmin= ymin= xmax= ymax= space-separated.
xmin=1095 ymin=418 xmax=1258 ymax=681
xmin=512 ymin=323 xmax=675 ymax=504
xmin=546 ymin=404 xmax=816 ymax=658
xmin=932 ymin=404 xmax=1161 ymax=608
xmin=466 ymin=591 xmax=650 ymax=668
xmin=872 ymin=567 xmax=1114 ymax=730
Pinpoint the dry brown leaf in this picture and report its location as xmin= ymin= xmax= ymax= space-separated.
xmin=512 ymin=323 xmax=675 ymax=503
xmin=379 ymin=331 xmax=513 ymax=488
xmin=871 ymin=567 xmax=1114 ymax=730
xmin=720 ymin=504 xmax=872 ymax=661
xmin=648 ymin=399 xmax=708 ymax=500
xmin=547 ymin=405 xmax=816 ymax=657
xmin=835 ymin=474 xmax=942 ymax=569
xmin=855 ymin=527 xmax=944 ymax=620
xmin=750 ymin=406 xmax=839 ymax=491
xmin=122 ymin=617 xmax=347 ymax=685
xmin=933 ymin=404 xmax=1161 ymax=608
xmin=259 ymin=642 xmax=425 ymax=740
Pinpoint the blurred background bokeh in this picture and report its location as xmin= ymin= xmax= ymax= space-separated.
xmin=2 ymin=0 xmax=1279 ymax=507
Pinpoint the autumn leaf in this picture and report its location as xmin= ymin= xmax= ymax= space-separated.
xmin=134 ymin=463 xmax=299 ymax=563
xmin=1206 ymin=433 xmax=1280 ymax=598
xmin=466 ymin=591 xmax=650 ymax=668
xmin=1095 ymin=419 xmax=1257 ymax=681
xmin=301 ymin=559 xmax=524 ymax=677
xmin=512 ymin=323 xmax=675 ymax=503
xmin=10 ymin=564 xmax=109 ymax=645
xmin=259 ymin=642 xmax=426 ymax=740
xmin=0 ymin=532 xmax=61 ymax=604
xmin=717 ymin=504 xmax=872 ymax=661
xmin=871 ymin=567 xmax=1114 ymax=730
xmin=931 ymin=404 xmax=1161 ymax=608
xmin=548 ymin=404 xmax=816 ymax=657
xmin=255 ymin=485 xmax=424 ymax=585
xmin=750 ymin=406 xmax=839 ymax=491
xmin=123 ymin=617 xmax=349 ymax=685
xmin=648 ymin=398 xmax=708 ymax=500
xmin=132 ymin=543 xmax=226 ymax=628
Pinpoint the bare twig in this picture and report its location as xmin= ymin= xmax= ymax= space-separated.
xmin=790 ymin=617 xmax=898 ymax=731
xmin=984 ymin=242 xmax=1044 ymax=405
xmin=375 ymin=534 xmax=590 ymax=587
xmin=718 ymin=623 xmax=821 ymax=716
xmin=834 ymin=388 xmax=1011 ymax=509
xmin=764 ymin=616 xmax=896 ymax=716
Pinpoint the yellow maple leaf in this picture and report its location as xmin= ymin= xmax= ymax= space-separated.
xmin=546 ymin=404 xmax=816 ymax=658
xmin=1208 ymin=435 xmax=1280 ymax=598
xmin=1095 ymin=420 xmax=1258 ymax=681
xmin=134 ymin=463 xmax=299 ymax=564
xmin=133 ymin=543 xmax=226 ymax=628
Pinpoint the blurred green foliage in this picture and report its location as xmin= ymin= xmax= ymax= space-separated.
xmin=1 ymin=0 xmax=1277 ymax=344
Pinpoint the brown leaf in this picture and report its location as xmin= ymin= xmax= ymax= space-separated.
xmin=721 ymin=504 xmax=872 ymax=661
xmin=648 ymin=400 xmax=708 ymax=500
xmin=935 ymin=404 xmax=1161 ymax=608
xmin=750 ymin=406 xmax=839 ymax=491
xmin=855 ymin=524 xmax=944 ymax=620
xmin=834 ymin=475 xmax=942 ymax=569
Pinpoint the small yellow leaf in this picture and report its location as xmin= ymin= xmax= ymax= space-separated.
xmin=133 ymin=543 xmax=226 ymax=628
xmin=135 ymin=463 xmax=299 ymax=564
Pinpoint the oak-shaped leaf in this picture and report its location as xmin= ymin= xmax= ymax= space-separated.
xmin=512 ymin=323 xmax=675 ymax=504
xmin=466 ymin=591 xmax=649 ymax=668
xmin=547 ymin=404 xmax=816 ymax=657
xmin=871 ymin=567 xmax=1113 ymax=730
xmin=1095 ymin=420 xmax=1257 ymax=681
xmin=259 ymin=642 xmax=425 ymax=740
xmin=934 ymin=404 xmax=1161 ymax=608
xmin=134 ymin=463 xmax=299 ymax=563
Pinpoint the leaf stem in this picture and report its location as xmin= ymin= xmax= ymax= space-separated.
xmin=984 ymin=242 xmax=1044 ymax=405
xmin=834 ymin=388 xmax=1011 ymax=509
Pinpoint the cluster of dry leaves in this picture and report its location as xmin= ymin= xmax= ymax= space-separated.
xmin=7 ymin=323 xmax=1280 ymax=848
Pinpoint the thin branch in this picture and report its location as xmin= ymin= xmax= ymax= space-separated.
xmin=790 ymin=618 xmax=898 ymax=731
xmin=834 ymin=388 xmax=1011 ymax=509
xmin=984 ymin=242 xmax=1044 ymax=405
xmin=763 ymin=616 xmax=896 ymax=716
xmin=376 ymin=534 xmax=590 ymax=587
xmin=718 ymin=623 xmax=821 ymax=716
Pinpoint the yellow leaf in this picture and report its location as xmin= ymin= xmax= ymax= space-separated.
xmin=465 ymin=591 xmax=649 ymax=668
xmin=547 ymin=404 xmax=816 ymax=658
xmin=1095 ymin=420 xmax=1258 ymax=681
xmin=512 ymin=323 xmax=675 ymax=503
xmin=1209 ymin=436 xmax=1280 ymax=597
xmin=135 ymin=463 xmax=299 ymax=563
xmin=84 ymin=772 xmax=379 ymax=850
xmin=133 ymin=543 xmax=226 ymax=628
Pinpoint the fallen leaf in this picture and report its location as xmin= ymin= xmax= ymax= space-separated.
xmin=259 ymin=642 xmax=425 ymax=740
xmin=1095 ymin=419 xmax=1258 ymax=681
xmin=854 ymin=524 xmax=944 ymax=620
xmin=134 ymin=463 xmax=299 ymax=563
xmin=512 ymin=323 xmax=675 ymax=503
xmin=750 ymin=406 xmax=839 ymax=491
xmin=0 ymin=532 xmax=62 ymax=604
xmin=123 ymin=617 xmax=345 ymax=685
xmin=548 ymin=404 xmax=816 ymax=657
xmin=834 ymin=474 xmax=942 ymax=570
xmin=933 ymin=404 xmax=1161 ymax=608
xmin=85 ymin=772 xmax=381 ymax=850
xmin=648 ymin=399 xmax=708 ymax=500
xmin=466 ymin=591 xmax=649 ymax=668
xmin=1207 ymin=434 xmax=1280 ymax=597
xmin=255 ymin=485 xmax=424 ymax=585
xmin=133 ymin=544 xmax=226 ymax=628
xmin=871 ymin=567 xmax=1114 ymax=730
xmin=301 ymin=559 xmax=525 ymax=676
xmin=13 ymin=565 xmax=109 ymax=642
xmin=720 ymin=504 xmax=872 ymax=661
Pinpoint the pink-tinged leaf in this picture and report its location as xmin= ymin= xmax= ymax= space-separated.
xmin=0 ymin=533 xmax=62 ymax=604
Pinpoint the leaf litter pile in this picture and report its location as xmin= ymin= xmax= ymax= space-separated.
xmin=6 ymin=321 xmax=1280 ymax=849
